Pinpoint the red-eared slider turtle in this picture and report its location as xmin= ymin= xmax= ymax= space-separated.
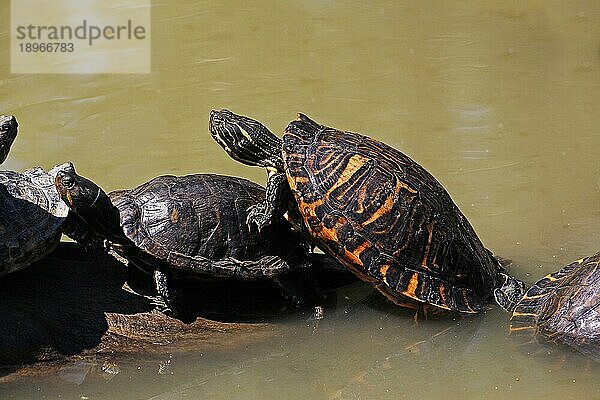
xmin=209 ymin=110 xmax=526 ymax=314
xmin=510 ymin=252 xmax=600 ymax=362
xmin=54 ymin=164 xmax=326 ymax=318
xmin=0 ymin=116 xmax=97 ymax=276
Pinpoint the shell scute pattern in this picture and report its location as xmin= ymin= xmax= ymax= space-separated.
xmin=284 ymin=123 xmax=498 ymax=312
xmin=511 ymin=253 xmax=600 ymax=361
xmin=111 ymin=174 xmax=300 ymax=273
xmin=0 ymin=168 xmax=68 ymax=275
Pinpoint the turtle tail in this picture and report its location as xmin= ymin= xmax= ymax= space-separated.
xmin=493 ymin=272 xmax=528 ymax=312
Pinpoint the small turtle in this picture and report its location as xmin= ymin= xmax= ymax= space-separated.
xmin=209 ymin=110 xmax=526 ymax=314
xmin=510 ymin=252 xmax=600 ymax=362
xmin=0 ymin=116 xmax=96 ymax=276
xmin=54 ymin=164 xmax=326 ymax=317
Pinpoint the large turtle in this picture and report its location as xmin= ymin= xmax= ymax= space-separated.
xmin=54 ymin=164 xmax=327 ymax=318
xmin=510 ymin=252 xmax=600 ymax=362
xmin=0 ymin=116 xmax=96 ymax=276
xmin=209 ymin=110 xmax=527 ymax=314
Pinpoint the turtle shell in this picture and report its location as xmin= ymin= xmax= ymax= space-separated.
xmin=110 ymin=174 xmax=306 ymax=277
xmin=0 ymin=167 xmax=68 ymax=275
xmin=282 ymin=115 xmax=500 ymax=313
xmin=510 ymin=252 xmax=600 ymax=362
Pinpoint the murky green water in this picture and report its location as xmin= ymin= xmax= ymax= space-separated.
xmin=1 ymin=1 xmax=599 ymax=399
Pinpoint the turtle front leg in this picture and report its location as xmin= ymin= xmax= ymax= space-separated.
xmin=246 ymin=171 xmax=289 ymax=232
xmin=61 ymin=213 xmax=104 ymax=254
xmin=152 ymin=267 xmax=180 ymax=317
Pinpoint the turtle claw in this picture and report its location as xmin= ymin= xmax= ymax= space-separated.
xmin=149 ymin=295 xmax=174 ymax=316
xmin=246 ymin=203 xmax=271 ymax=233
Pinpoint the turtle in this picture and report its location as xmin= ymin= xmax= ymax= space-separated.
xmin=510 ymin=252 xmax=600 ymax=362
xmin=0 ymin=115 xmax=98 ymax=276
xmin=53 ymin=163 xmax=327 ymax=318
xmin=209 ymin=109 xmax=527 ymax=314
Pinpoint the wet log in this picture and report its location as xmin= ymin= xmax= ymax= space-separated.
xmin=0 ymin=242 xmax=354 ymax=375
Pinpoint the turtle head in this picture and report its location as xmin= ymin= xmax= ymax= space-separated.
xmin=209 ymin=109 xmax=283 ymax=170
xmin=0 ymin=115 xmax=18 ymax=165
xmin=54 ymin=163 xmax=103 ymax=213
xmin=54 ymin=163 xmax=123 ymax=242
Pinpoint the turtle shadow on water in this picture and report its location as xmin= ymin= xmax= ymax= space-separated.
xmin=0 ymin=242 xmax=152 ymax=373
xmin=166 ymin=253 xmax=358 ymax=324
xmin=0 ymin=243 xmax=355 ymax=379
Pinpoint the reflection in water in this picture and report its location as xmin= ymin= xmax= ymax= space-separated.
xmin=0 ymin=0 xmax=599 ymax=399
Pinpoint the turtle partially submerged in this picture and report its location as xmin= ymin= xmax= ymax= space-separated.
xmin=54 ymin=164 xmax=326 ymax=317
xmin=0 ymin=116 xmax=96 ymax=276
xmin=209 ymin=110 xmax=527 ymax=314
xmin=510 ymin=252 xmax=600 ymax=362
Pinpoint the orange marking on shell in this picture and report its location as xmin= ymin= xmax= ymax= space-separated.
xmin=299 ymin=197 xmax=340 ymax=245
xmin=343 ymin=241 xmax=370 ymax=268
xmin=362 ymin=178 xmax=410 ymax=226
xmin=380 ymin=265 xmax=390 ymax=281
xmin=292 ymin=176 xmax=309 ymax=184
xmin=353 ymin=241 xmax=370 ymax=257
xmin=324 ymin=153 xmax=370 ymax=199
xmin=287 ymin=174 xmax=301 ymax=195
xmin=398 ymin=180 xmax=417 ymax=194
xmin=511 ymin=312 xmax=538 ymax=317
xmin=421 ymin=222 xmax=435 ymax=269
xmin=315 ymin=150 xmax=338 ymax=171
xmin=354 ymin=186 xmax=368 ymax=214
xmin=403 ymin=272 xmax=420 ymax=299
xmin=170 ymin=208 xmax=179 ymax=223
xmin=439 ymin=285 xmax=446 ymax=304
xmin=362 ymin=197 xmax=393 ymax=226
xmin=299 ymin=197 xmax=323 ymax=220
xmin=344 ymin=248 xmax=364 ymax=267
xmin=319 ymin=224 xmax=339 ymax=243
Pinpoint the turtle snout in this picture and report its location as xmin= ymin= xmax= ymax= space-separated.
xmin=209 ymin=110 xmax=224 ymax=126
xmin=0 ymin=115 xmax=16 ymax=130
xmin=0 ymin=116 xmax=17 ymax=135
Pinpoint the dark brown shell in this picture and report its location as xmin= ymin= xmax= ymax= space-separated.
xmin=282 ymin=115 xmax=501 ymax=313
xmin=0 ymin=167 xmax=68 ymax=275
xmin=510 ymin=252 xmax=600 ymax=362
xmin=109 ymin=174 xmax=307 ymax=276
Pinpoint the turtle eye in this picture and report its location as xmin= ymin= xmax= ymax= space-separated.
xmin=61 ymin=174 xmax=76 ymax=190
